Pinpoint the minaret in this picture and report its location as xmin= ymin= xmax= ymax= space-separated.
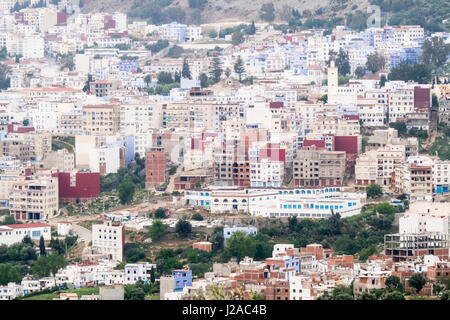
xmin=328 ymin=60 xmax=338 ymax=96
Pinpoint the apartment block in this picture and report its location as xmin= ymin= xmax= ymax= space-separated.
xmin=124 ymin=262 xmax=157 ymax=285
xmin=293 ymin=146 xmax=346 ymax=187
xmin=9 ymin=176 xmax=58 ymax=221
xmin=145 ymin=147 xmax=167 ymax=189
xmin=92 ymin=221 xmax=125 ymax=262
xmin=82 ymin=104 xmax=120 ymax=135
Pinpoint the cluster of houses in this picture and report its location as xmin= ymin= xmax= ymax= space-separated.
xmin=0 ymin=2 xmax=449 ymax=300
xmin=1 ymin=199 xmax=448 ymax=300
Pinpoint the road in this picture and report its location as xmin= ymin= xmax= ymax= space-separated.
xmin=166 ymin=165 xmax=184 ymax=194
xmin=71 ymin=224 xmax=92 ymax=244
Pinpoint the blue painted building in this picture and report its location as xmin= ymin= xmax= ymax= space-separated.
xmin=124 ymin=136 xmax=134 ymax=166
xmin=172 ymin=270 xmax=192 ymax=292
xmin=390 ymin=47 xmax=421 ymax=68
xmin=118 ymin=59 xmax=138 ymax=72
xmin=435 ymin=185 xmax=449 ymax=194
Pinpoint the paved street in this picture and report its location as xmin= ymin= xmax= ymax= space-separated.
xmin=71 ymin=223 xmax=92 ymax=244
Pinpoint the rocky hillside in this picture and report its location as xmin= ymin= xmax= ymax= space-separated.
xmin=79 ymin=0 xmax=369 ymax=24
xmin=77 ymin=0 xmax=449 ymax=32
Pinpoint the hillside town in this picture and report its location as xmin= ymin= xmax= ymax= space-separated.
xmin=0 ymin=1 xmax=449 ymax=301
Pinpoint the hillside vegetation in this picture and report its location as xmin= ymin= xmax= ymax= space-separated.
xmin=77 ymin=0 xmax=449 ymax=32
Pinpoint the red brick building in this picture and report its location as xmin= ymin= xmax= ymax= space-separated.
xmin=265 ymin=279 xmax=290 ymax=300
xmin=192 ymin=241 xmax=212 ymax=252
xmin=145 ymin=147 xmax=167 ymax=189
xmin=427 ymin=261 xmax=450 ymax=281
xmin=174 ymin=173 xmax=210 ymax=190
xmin=327 ymin=255 xmax=354 ymax=270
xmin=300 ymin=244 xmax=334 ymax=260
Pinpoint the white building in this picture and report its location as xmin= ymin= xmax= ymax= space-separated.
xmin=399 ymin=214 xmax=448 ymax=235
xmin=89 ymin=146 xmax=121 ymax=174
xmin=124 ymin=262 xmax=157 ymax=284
xmin=57 ymin=222 xmax=72 ymax=237
xmin=92 ymin=221 xmax=124 ymax=262
xmin=0 ymin=223 xmax=51 ymax=246
xmin=0 ymin=282 xmax=23 ymax=300
xmin=289 ymin=275 xmax=314 ymax=300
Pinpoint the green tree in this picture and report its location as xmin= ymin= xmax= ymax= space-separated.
xmin=385 ymin=275 xmax=404 ymax=292
xmin=354 ymin=66 xmax=366 ymax=78
xmin=249 ymin=21 xmax=256 ymax=35
xmin=153 ymin=208 xmax=166 ymax=219
xmin=254 ymin=233 xmax=273 ymax=260
xmin=124 ymin=244 xmax=146 ymax=263
xmin=0 ymin=215 xmax=21 ymax=225
xmin=421 ymin=37 xmax=450 ymax=69
xmin=224 ymin=67 xmax=231 ymax=78
xmin=234 ymin=55 xmax=245 ymax=82
xmin=331 ymin=284 xmax=354 ymax=300
xmin=288 ymin=216 xmax=298 ymax=231
xmin=0 ymin=263 xmax=22 ymax=285
xmin=208 ymin=30 xmax=217 ymax=38
xmin=223 ymin=231 xmax=256 ymax=261
xmin=380 ymin=74 xmax=387 ymax=87
xmin=366 ymin=184 xmax=382 ymax=198
xmin=166 ymin=45 xmax=184 ymax=58
xmin=39 ymin=235 xmax=46 ymax=256
xmin=144 ymin=75 xmax=152 ymax=86
xmin=199 ymin=73 xmax=208 ymax=88
xmin=375 ymin=202 xmax=395 ymax=215
xmin=384 ymin=291 xmax=405 ymax=300
xmin=191 ymin=213 xmax=204 ymax=221
xmin=175 ymin=219 xmax=192 ymax=237
xmin=150 ymin=267 xmax=155 ymax=283
xmin=209 ymin=57 xmax=223 ymax=83
xmin=181 ymin=58 xmax=191 ymax=79
xmin=0 ymin=47 xmax=7 ymax=61
xmin=231 ymin=31 xmax=244 ymax=46
xmin=433 ymin=283 xmax=445 ymax=295
xmin=417 ymin=129 xmax=428 ymax=140
xmin=146 ymin=40 xmax=169 ymax=53
xmin=118 ymin=181 xmax=136 ymax=204
xmin=389 ymin=122 xmax=407 ymax=136
xmin=0 ymin=63 xmax=10 ymax=90
xmin=388 ymin=62 xmax=432 ymax=84
xmin=125 ymin=285 xmax=145 ymax=300
xmin=358 ymin=244 xmax=378 ymax=262
xmin=22 ymin=119 xmax=29 ymax=126
xmin=32 ymin=254 xmax=67 ymax=278
xmin=409 ymin=274 xmax=427 ymax=294
xmin=336 ymin=48 xmax=351 ymax=76
xmin=22 ymin=235 xmax=34 ymax=246
xmin=441 ymin=290 xmax=450 ymax=300
xmin=149 ymin=219 xmax=166 ymax=240
xmin=210 ymin=226 xmax=224 ymax=251
xmin=260 ymin=3 xmax=275 ymax=23
xmin=157 ymin=71 xmax=174 ymax=85
xmin=365 ymin=52 xmax=386 ymax=74
xmin=82 ymin=74 xmax=93 ymax=92
xmin=328 ymin=49 xmax=351 ymax=76
xmin=359 ymin=291 xmax=377 ymax=300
